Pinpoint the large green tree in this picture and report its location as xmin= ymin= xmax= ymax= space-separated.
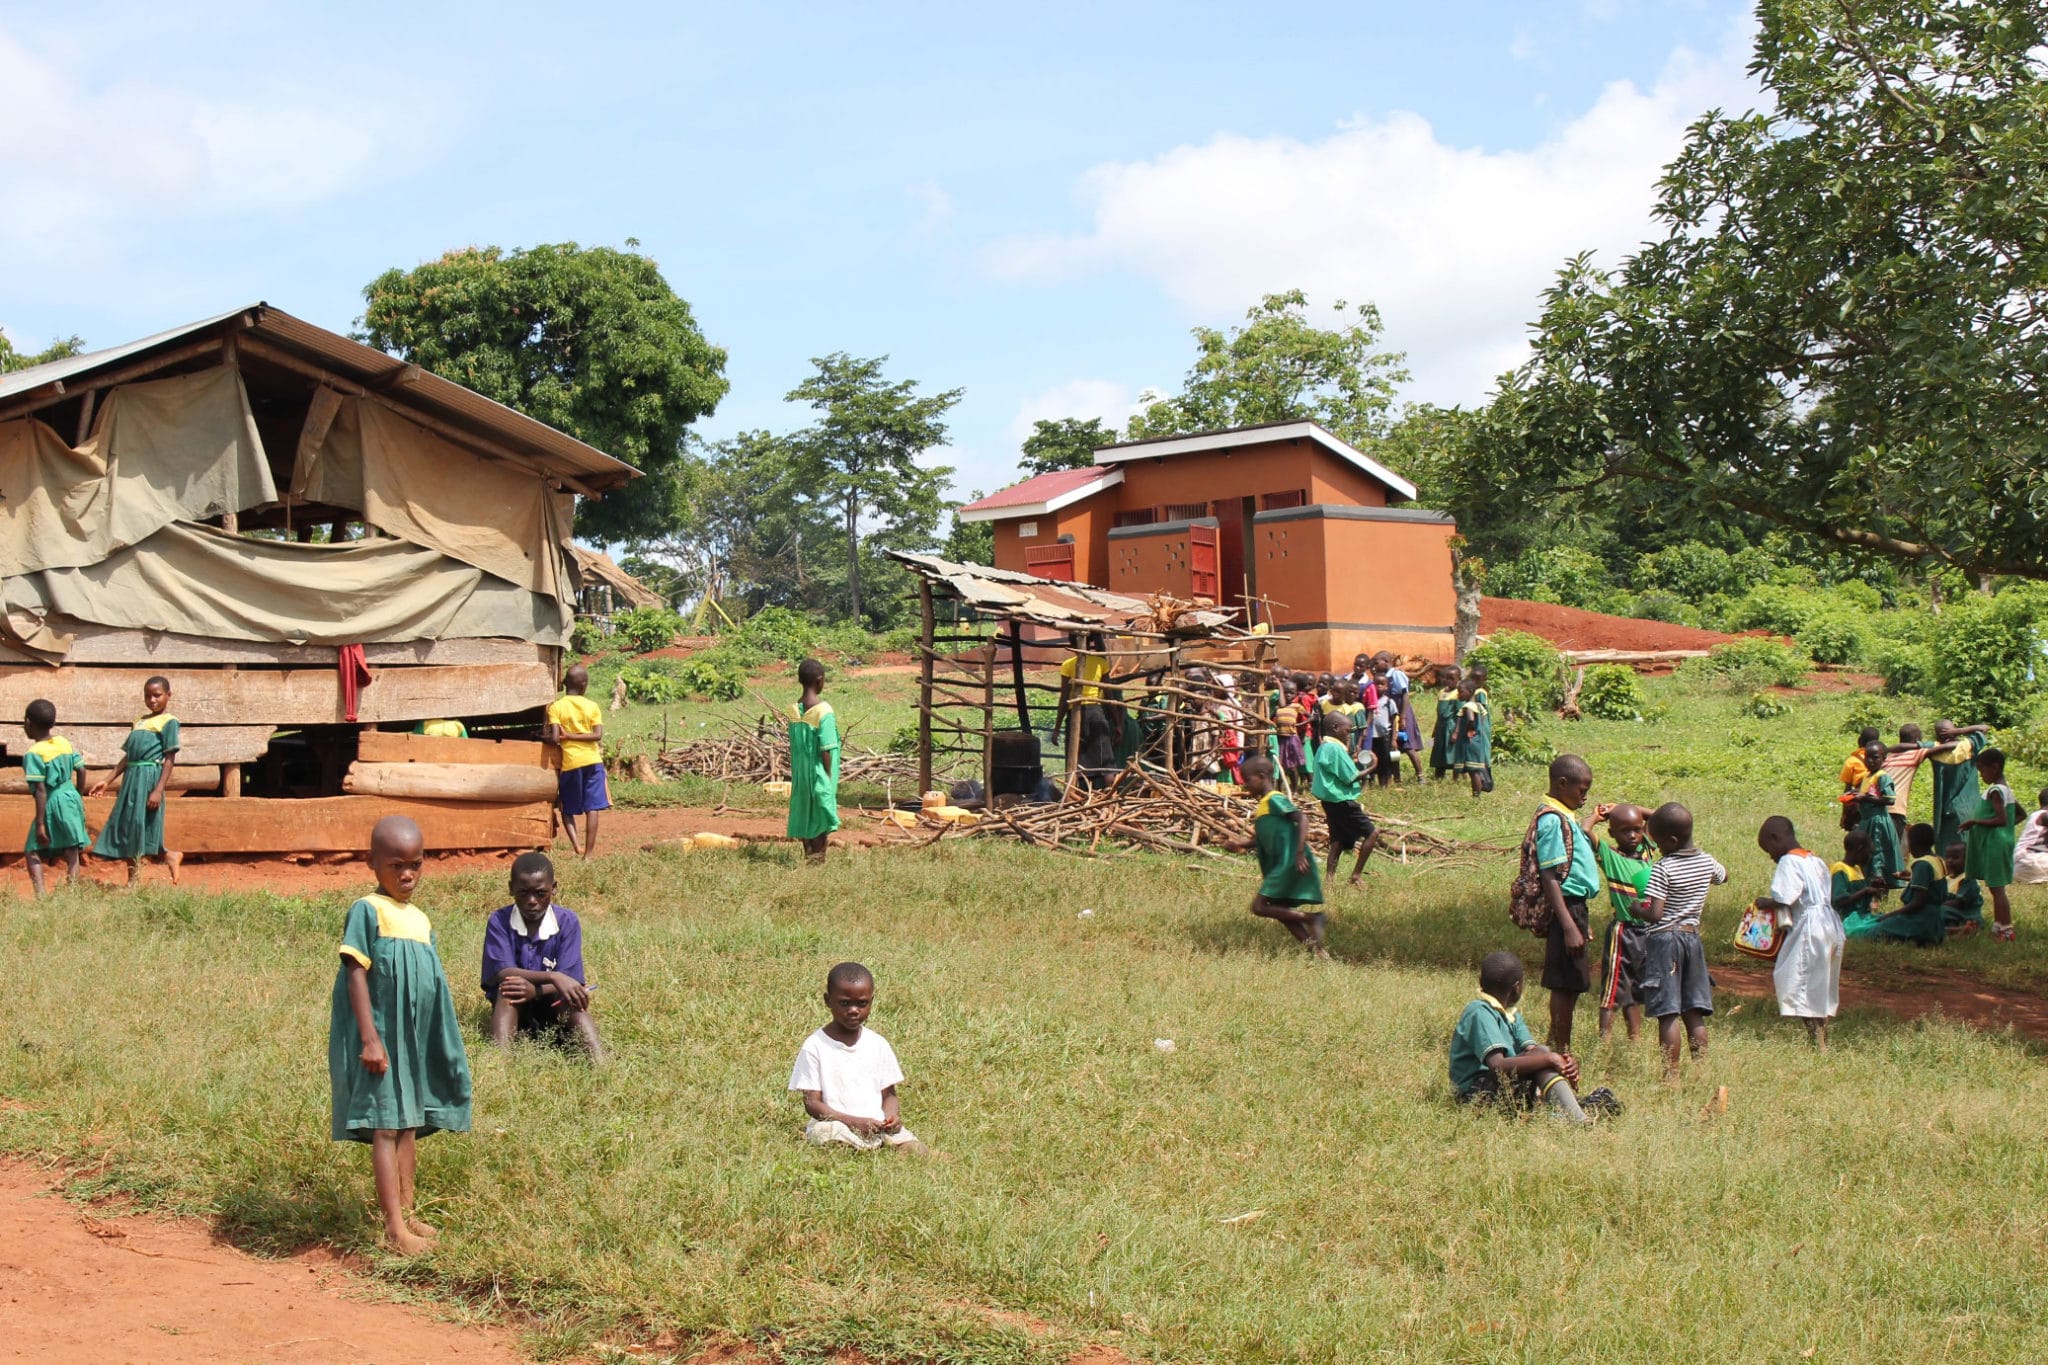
xmin=1491 ymin=0 xmax=2048 ymax=579
xmin=1127 ymin=290 xmax=1409 ymax=446
xmin=1019 ymin=416 xmax=1114 ymax=474
xmin=358 ymin=243 xmax=729 ymax=541
xmin=0 ymin=332 xmax=83 ymax=373
xmin=785 ymin=353 xmax=960 ymax=623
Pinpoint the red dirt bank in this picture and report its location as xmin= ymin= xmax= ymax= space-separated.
xmin=1480 ymin=597 xmax=1749 ymax=652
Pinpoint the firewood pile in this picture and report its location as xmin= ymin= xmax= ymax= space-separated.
xmin=655 ymin=722 xmax=917 ymax=786
xmin=924 ymin=761 xmax=1504 ymax=866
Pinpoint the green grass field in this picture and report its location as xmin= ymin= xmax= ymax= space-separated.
xmin=5 ymin=670 xmax=2048 ymax=1362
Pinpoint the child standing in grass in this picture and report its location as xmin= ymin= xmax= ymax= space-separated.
xmin=21 ymin=699 xmax=87 ymax=895
xmin=1752 ymin=816 xmax=1842 ymax=1047
xmin=1450 ymin=677 xmax=1490 ymax=797
xmin=789 ymin=962 xmax=927 ymax=1153
xmin=1530 ymin=755 xmax=1601 ymax=1052
xmin=330 ymin=816 xmax=472 ymax=1256
xmin=1958 ymin=748 xmax=2019 ymax=941
xmin=1430 ymin=665 xmax=1461 ymax=779
xmin=1228 ymin=755 xmax=1328 ymax=959
xmin=1940 ymin=842 xmax=1985 ymax=938
xmin=1586 ymin=802 xmax=1655 ymax=1043
xmin=786 ymin=658 xmax=841 ymax=864
xmin=1637 ymin=802 xmax=1726 ymax=1078
xmin=1449 ymin=952 xmax=1611 ymax=1124
xmin=1311 ymin=712 xmax=1377 ymax=888
xmin=1847 ymin=741 xmax=1903 ymax=891
xmin=1838 ymin=727 xmax=1881 ymax=792
xmin=546 ymin=664 xmax=608 ymax=859
xmin=87 ymin=674 xmax=182 ymax=886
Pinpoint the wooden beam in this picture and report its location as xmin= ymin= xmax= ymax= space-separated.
xmin=344 ymin=761 xmax=556 ymax=803
xmin=0 ymin=794 xmax=552 ymax=854
xmin=236 ymin=336 xmax=601 ymax=498
xmin=0 ymin=337 xmax=227 ymax=424
xmin=26 ymin=627 xmax=552 ymax=669
xmin=74 ymin=389 xmax=96 ymax=445
xmin=917 ymin=579 xmax=935 ymax=796
xmin=0 ymin=765 xmax=220 ymax=796
xmin=0 ymin=663 xmax=555 ymax=726
xmin=356 ymin=730 xmax=551 ymax=767
xmin=4 ymin=724 xmax=274 ymax=766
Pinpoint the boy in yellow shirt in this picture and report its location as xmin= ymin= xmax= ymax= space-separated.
xmin=545 ymin=665 xmax=608 ymax=858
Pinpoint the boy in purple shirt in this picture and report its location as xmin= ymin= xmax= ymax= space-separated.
xmin=481 ymin=852 xmax=604 ymax=1060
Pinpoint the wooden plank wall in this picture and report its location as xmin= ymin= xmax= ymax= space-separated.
xmin=0 ymin=794 xmax=553 ymax=853
xmin=0 ymin=663 xmax=556 ymax=726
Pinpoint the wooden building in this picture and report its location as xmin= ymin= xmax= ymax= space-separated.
xmin=955 ymin=421 xmax=1457 ymax=670
xmin=0 ymin=303 xmax=639 ymax=854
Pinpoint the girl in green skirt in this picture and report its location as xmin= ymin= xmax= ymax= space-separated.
xmin=330 ymin=815 xmax=473 ymax=1255
xmin=1958 ymin=748 xmax=2020 ymax=941
xmin=1229 ymin=755 xmax=1329 ymax=959
xmin=22 ymin=699 xmax=88 ymax=895
xmin=786 ymin=658 xmax=841 ymax=864
xmin=1429 ymin=665 xmax=1461 ymax=778
xmin=1848 ymin=741 xmax=1902 ymax=892
xmin=87 ymin=675 xmax=182 ymax=885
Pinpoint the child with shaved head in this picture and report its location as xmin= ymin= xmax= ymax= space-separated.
xmin=546 ymin=663 xmax=609 ymax=858
xmin=789 ymin=962 xmax=926 ymax=1153
xmin=1637 ymin=802 xmax=1726 ymax=1078
xmin=1449 ymin=951 xmax=1616 ymax=1124
xmin=1752 ymin=816 xmax=1843 ymax=1047
xmin=329 ymin=816 xmax=473 ymax=1254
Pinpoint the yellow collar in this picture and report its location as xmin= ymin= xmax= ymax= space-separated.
xmin=135 ymin=712 xmax=175 ymax=733
xmin=1477 ymin=991 xmax=1520 ymax=1022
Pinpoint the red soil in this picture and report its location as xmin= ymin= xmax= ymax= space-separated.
xmin=1480 ymin=597 xmax=1750 ymax=652
xmin=1714 ymin=963 xmax=2048 ymax=1042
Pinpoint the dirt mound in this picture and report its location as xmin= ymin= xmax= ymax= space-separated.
xmin=1480 ymin=597 xmax=1749 ymax=653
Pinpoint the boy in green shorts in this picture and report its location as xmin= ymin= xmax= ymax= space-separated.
xmin=1586 ymin=802 xmax=1655 ymax=1042
xmin=1228 ymin=755 xmax=1328 ymax=959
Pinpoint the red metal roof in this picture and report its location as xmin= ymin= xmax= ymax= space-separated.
xmin=957 ymin=465 xmax=1121 ymax=519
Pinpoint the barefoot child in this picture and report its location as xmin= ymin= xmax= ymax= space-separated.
xmin=87 ymin=675 xmax=182 ymax=886
xmin=1637 ymin=802 xmax=1726 ymax=1078
xmin=1864 ymin=824 xmax=1947 ymax=945
xmin=1958 ymin=748 xmax=2019 ymax=940
xmin=1532 ymin=755 xmax=1600 ymax=1051
xmin=545 ymin=664 xmax=609 ymax=859
xmin=787 ymin=658 xmax=841 ymax=863
xmin=1586 ymin=802 xmax=1654 ymax=1042
xmin=481 ymin=852 xmax=604 ymax=1061
xmin=21 ymin=700 xmax=87 ymax=895
xmin=1753 ymin=816 xmax=1843 ymax=1047
xmin=1311 ymin=712 xmax=1378 ymax=887
xmin=1228 ymin=755 xmax=1328 ymax=958
xmin=1450 ymin=952 xmax=1607 ymax=1125
xmin=329 ymin=816 xmax=472 ymax=1255
xmin=789 ymin=962 xmax=927 ymax=1153
xmin=1429 ymin=665 xmax=1461 ymax=779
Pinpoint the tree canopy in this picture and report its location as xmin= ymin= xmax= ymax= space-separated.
xmin=0 ymin=332 xmax=83 ymax=374
xmin=1127 ymin=290 xmax=1408 ymax=446
xmin=1485 ymin=0 xmax=2048 ymax=579
xmin=358 ymin=243 xmax=729 ymax=542
xmin=1018 ymin=416 xmax=1115 ymax=474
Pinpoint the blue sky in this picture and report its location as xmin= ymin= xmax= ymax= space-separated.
xmin=0 ymin=1 xmax=1757 ymax=506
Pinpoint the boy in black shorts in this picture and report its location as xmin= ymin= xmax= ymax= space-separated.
xmin=1533 ymin=754 xmax=1602 ymax=1051
xmin=1637 ymin=801 xmax=1727 ymax=1079
xmin=1310 ymin=711 xmax=1378 ymax=886
xmin=1586 ymin=803 xmax=1655 ymax=1042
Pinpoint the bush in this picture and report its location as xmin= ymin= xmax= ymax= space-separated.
xmin=676 ymin=656 xmax=746 ymax=700
xmin=619 ymin=662 xmax=688 ymax=704
xmin=1488 ymin=714 xmax=1556 ymax=766
xmin=1741 ymin=691 xmax=1791 ymax=720
xmin=2002 ymin=713 xmax=2048 ymax=771
xmin=1465 ymin=631 xmax=1567 ymax=716
xmin=613 ymin=606 xmax=684 ymax=654
xmin=1794 ymin=612 xmax=1866 ymax=667
xmin=1628 ymin=591 xmax=1697 ymax=626
xmin=1633 ymin=541 xmax=1776 ymax=603
xmin=729 ymin=606 xmax=818 ymax=663
xmin=1842 ymin=696 xmax=1897 ymax=737
xmin=1870 ymin=640 xmax=1934 ymax=698
xmin=1683 ymin=638 xmax=1808 ymax=692
xmin=619 ymin=652 xmax=747 ymax=703
xmin=1577 ymin=665 xmax=1645 ymax=721
xmin=1722 ymin=585 xmax=1818 ymax=638
xmin=1487 ymin=546 xmax=1613 ymax=610
xmin=569 ymin=619 xmax=606 ymax=656
xmin=1932 ymin=592 xmax=2043 ymax=729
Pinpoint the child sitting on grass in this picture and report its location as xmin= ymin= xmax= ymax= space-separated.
xmin=1637 ymin=802 xmax=1726 ymax=1079
xmin=1752 ymin=816 xmax=1843 ymax=1048
xmin=481 ymin=852 xmax=604 ymax=1061
xmin=1226 ymin=755 xmax=1328 ymax=959
xmin=1940 ymin=842 xmax=1985 ymax=938
xmin=789 ymin=962 xmax=927 ymax=1154
xmin=1858 ymin=823 xmax=1946 ymax=944
xmin=21 ymin=699 xmax=88 ymax=895
xmin=1450 ymin=952 xmax=1616 ymax=1124
xmin=1958 ymin=748 xmax=2019 ymax=941
xmin=1833 ymin=829 xmax=1883 ymax=935
xmin=1310 ymin=711 xmax=1377 ymax=888
xmin=329 ymin=816 xmax=473 ymax=1255
xmin=2014 ymin=790 xmax=2048 ymax=885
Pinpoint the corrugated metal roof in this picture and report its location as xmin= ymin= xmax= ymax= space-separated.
xmin=1093 ymin=419 xmax=1419 ymax=502
xmin=0 ymin=303 xmax=639 ymax=490
xmin=888 ymin=550 xmax=1246 ymax=637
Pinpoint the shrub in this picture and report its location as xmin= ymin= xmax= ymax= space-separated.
xmin=1932 ymin=592 xmax=2043 ymax=729
xmin=613 ymin=606 xmax=684 ymax=654
xmin=676 ymin=656 xmax=746 ymax=700
xmin=2002 ymin=712 xmax=2048 ymax=771
xmin=1870 ymin=640 xmax=1934 ymax=698
xmin=569 ymin=619 xmax=606 ymax=656
xmin=1487 ymin=546 xmax=1613 ymax=610
xmin=619 ymin=662 xmax=688 ymax=704
xmin=1722 ymin=585 xmax=1817 ymax=638
xmin=1465 ymin=631 xmax=1567 ymax=716
xmin=1628 ymin=591 xmax=1697 ymax=626
xmin=1741 ymin=691 xmax=1791 ymax=720
xmin=730 ymin=606 xmax=818 ymax=663
xmin=1842 ymin=696 xmax=1897 ymax=737
xmin=1688 ymin=638 xmax=1808 ymax=692
xmin=1488 ymin=714 xmax=1556 ymax=766
xmin=1633 ymin=540 xmax=1776 ymax=603
xmin=1577 ymin=665 xmax=1645 ymax=721
xmin=1794 ymin=612 xmax=1866 ymax=667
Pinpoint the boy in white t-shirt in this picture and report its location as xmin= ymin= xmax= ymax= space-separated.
xmin=788 ymin=962 xmax=928 ymax=1154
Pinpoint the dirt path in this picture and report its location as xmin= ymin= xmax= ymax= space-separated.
xmin=1714 ymin=962 xmax=2048 ymax=1042
xmin=0 ymin=1162 xmax=524 ymax=1363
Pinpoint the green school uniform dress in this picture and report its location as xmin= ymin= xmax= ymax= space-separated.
xmin=786 ymin=700 xmax=842 ymax=840
xmin=1831 ymin=861 xmax=1878 ymax=936
xmin=1942 ymin=873 xmax=1984 ymax=933
xmin=89 ymin=713 xmax=178 ymax=860
xmin=1872 ymin=854 xmax=1947 ymax=945
xmin=329 ymin=893 xmax=473 ymax=1142
xmin=1430 ymin=688 xmax=1459 ymax=775
xmin=1252 ymin=791 xmax=1323 ymax=905
xmin=1854 ymin=771 xmax=1903 ymax=887
xmin=24 ymin=736 xmax=89 ymax=853
xmin=1963 ymin=783 xmax=2018 ymax=888
xmin=1929 ymin=736 xmax=1982 ymax=854
xmin=1473 ymin=688 xmax=1493 ymax=766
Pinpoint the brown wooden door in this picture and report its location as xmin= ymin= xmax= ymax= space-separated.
xmin=1188 ymin=524 xmax=1219 ymax=600
xmin=1026 ymin=543 xmax=1076 ymax=581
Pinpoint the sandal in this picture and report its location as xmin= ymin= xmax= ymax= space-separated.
xmin=1994 ymin=923 xmax=2017 ymax=942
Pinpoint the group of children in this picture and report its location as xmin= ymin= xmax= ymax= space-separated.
xmin=1267 ymin=653 xmax=1430 ymax=791
xmin=19 ymin=678 xmax=186 ymax=893
xmin=1836 ymin=720 xmax=2028 ymax=941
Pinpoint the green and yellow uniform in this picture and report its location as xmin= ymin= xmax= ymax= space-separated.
xmin=1963 ymin=783 xmax=2018 ymax=889
xmin=1430 ymin=687 xmax=1459 ymax=775
xmin=329 ymin=893 xmax=473 ymax=1142
xmin=1252 ymin=791 xmax=1323 ymax=904
xmin=24 ymin=735 xmax=89 ymax=853
xmin=1942 ymin=873 xmax=1984 ymax=934
xmin=1874 ymin=853 xmax=1947 ymax=945
xmin=786 ymin=700 xmax=842 ymax=840
xmin=90 ymin=713 xmax=178 ymax=860
xmin=1929 ymin=735 xmax=1981 ymax=852
xmin=1854 ymin=771 xmax=1903 ymax=887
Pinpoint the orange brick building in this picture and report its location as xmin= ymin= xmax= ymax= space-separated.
xmin=956 ymin=421 xmax=1457 ymax=669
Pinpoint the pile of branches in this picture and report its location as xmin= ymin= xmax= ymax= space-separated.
xmin=656 ymin=718 xmax=917 ymax=786
xmin=945 ymin=761 xmax=1505 ymax=868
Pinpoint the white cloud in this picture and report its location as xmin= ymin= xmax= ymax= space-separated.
xmin=1002 ymin=378 xmax=1147 ymax=452
xmin=984 ymin=19 xmax=1759 ymax=407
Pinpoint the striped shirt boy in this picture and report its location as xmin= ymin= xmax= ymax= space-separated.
xmin=1641 ymin=847 xmax=1727 ymax=933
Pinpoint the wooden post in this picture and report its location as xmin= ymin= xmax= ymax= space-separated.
xmin=220 ymin=504 xmax=244 ymax=798
xmin=74 ymin=390 xmax=96 ymax=446
xmin=1007 ymin=619 xmax=1031 ymax=732
xmin=917 ymin=581 xmax=936 ymax=795
xmin=981 ymin=640 xmax=996 ymax=799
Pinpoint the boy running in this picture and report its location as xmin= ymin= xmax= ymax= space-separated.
xmin=1310 ymin=711 xmax=1378 ymax=887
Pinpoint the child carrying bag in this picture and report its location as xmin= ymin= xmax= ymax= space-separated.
xmin=1508 ymin=807 xmax=1564 ymax=937
xmin=1733 ymin=904 xmax=1784 ymax=960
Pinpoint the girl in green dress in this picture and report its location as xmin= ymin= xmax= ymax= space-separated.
xmin=786 ymin=658 xmax=841 ymax=864
xmin=87 ymin=675 xmax=182 ymax=886
xmin=1958 ymin=748 xmax=2019 ymax=941
xmin=21 ymin=699 xmax=88 ymax=895
xmin=1832 ymin=829 xmax=1884 ymax=937
xmin=1429 ymin=666 xmax=1461 ymax=778
xmin=1449 ymin=677 xmax=1491 ymax=796
xmin=1228 ymin=755 xmax=1328 ymax=959
xmin=1848 ymin=742 xmax=1902 ymax=892
xmin=330 ymin=815 xmax=473 ymax=1256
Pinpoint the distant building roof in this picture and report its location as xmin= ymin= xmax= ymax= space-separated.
xmin=1093 ymin=419 xmax=1418 ymax=501
xmin=955 ymin=465 xmax=1124 ymax=523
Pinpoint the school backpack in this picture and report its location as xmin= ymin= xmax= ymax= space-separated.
xmin=1508 ymin=806 xmax=1567 ymax=937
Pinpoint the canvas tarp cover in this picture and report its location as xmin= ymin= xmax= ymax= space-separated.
xmin=2 ymin=521 xmax=571 ymax=650
xmin=292 ymin=395 xmax=574 ymax=603
xmin=0 ymin=367 xmax=275 ymax=577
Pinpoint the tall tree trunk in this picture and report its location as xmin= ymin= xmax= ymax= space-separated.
xmin=845 ymin=499 xmax=862 ymax=624
xmin=1453 ymin=554 xmax=1483 ymax=664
